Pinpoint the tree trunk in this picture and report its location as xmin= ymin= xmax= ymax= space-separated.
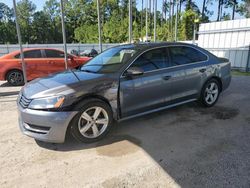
xmin=202 ymin=0 xmax=206 ymax=20
xmin=171 ymin=0 xmax=174 ymax=39
xmin=217 ymin=0 xmax=221 ymax=21
xmin=179 ymin=0 xmax=182 ymax=13
xmin=141 ymin=0 xmax=143 ymax=38
xmin=169 ymin=0 xmax=172 ymax=40
xmin=232 ymin=0 xmax=236 ymax=20
xmin=149 ymin=0 xmax=151 ymax=36
xmin=161 ymin=0 xmax=163 ymax=25
xmin=220 ymin=0 xmax=223 ymax=21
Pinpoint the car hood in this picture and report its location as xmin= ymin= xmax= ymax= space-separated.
xmin=21 ymin=70 xmax=116 ymax=99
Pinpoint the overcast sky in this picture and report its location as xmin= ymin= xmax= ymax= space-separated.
xmin=2 ymin=0 xmax=244 ymax=21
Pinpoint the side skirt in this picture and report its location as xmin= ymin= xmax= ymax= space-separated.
xmin=118 ymin=98 xmax=197 ymax=122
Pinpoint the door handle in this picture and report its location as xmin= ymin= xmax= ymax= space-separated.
xmin=199 ymin=68 xmax=206 ymax=73
xmin=48 ymin=61 xmax=55 ymax=64
xmin=162 ymin=75 xmax=172 ymax=80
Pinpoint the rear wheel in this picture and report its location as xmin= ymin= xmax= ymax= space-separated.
xmin=6 ymin=70 xmax=24 ymax=86
xmin=200 ymin=79 xmax=220 ymax=107
xmin=70 ymin=99 xmax=113 ymax=143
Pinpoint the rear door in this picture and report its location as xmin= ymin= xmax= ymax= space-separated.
xmin=119 ymin=47 xmax=171 ymax=117
xmin=18 ymin=49 xmax=46 ymax=79
xmin=164 ymin=45 xmax=208 ymax=102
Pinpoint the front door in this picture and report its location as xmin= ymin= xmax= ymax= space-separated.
xmin=119 ymin=47 xmax=171 ymax=118
xmin=44 ymin=49 xmax=69 ymax=74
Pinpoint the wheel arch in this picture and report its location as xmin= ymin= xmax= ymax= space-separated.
xmin=207 ymin=76 xmax=223 ymax=92
xmin=4 ymin=68 xmax=23 ymax=80
xmin=71 ymin=94 xmax=117 ymax=120
xmin=65 ymin=94 xmax=116 ymax=142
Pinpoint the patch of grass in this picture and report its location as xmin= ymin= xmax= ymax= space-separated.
xmin=231 ymin=70 xmax=250 ymax=76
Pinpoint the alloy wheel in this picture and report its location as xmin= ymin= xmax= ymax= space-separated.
xmin=78 ymin=106 xmax=109 ymax=138
xmin=204 ymin=82 xmax=219 ymax=105
xmin=8 ymin=71 xmax=24 ymax=85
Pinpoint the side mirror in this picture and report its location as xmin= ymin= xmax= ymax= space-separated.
xmin=124 ymin=67 xmax=144 ymax=77
xmin=68 ymin=55 xmax=74 ymax=60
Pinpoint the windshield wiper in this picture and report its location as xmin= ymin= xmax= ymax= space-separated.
xmin=85 ymin=63 xmax=120 ymax=66
xmin=80 ymin=69 xmax=97 ymax=73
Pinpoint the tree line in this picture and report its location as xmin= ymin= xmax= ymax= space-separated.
xmin=0 ymin=0 xmax=249 ymax=44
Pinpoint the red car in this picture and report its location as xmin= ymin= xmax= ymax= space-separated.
xmin=0 ymin=48 xmax=91 ymax=86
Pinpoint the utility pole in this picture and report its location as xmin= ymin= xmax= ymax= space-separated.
xmin=145 ymin=0 xmax=148 ymax=41
xmin=149 ymin=0 xmax=151 ymax=38
xmin=153 ymin=0 xmax=157 ymax=42
xmin=97 ymin=0 xmax=102 ymax=52
xmin=13 ymin=0 xmax=27 ymax=84
xmin=141 ymin=0 xmax=144 ymax=40
xmin=193 ymin=18 xmax=199 ymax=44
xmin=174 ymin=0 xmax=179 ymax=41
xmin=129 ymin=0 xmax=132 ymax=43
xmin=60 ymin=0 xmax=68 ymax=69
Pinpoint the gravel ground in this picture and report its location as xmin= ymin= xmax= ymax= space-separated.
xmin=0 ymin=76 xmax=250 ymax=188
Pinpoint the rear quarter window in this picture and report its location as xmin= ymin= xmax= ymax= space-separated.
xmin=45 ymin=50 xmax=64 ymax=58
xmin=169 ymin=46 xmax=208 ymax=66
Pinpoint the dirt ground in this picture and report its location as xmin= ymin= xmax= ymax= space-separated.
xmin=0 ymin=76 xmax=250 ymax=188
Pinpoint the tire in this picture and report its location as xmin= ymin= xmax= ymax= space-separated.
xmin=6 ymin=70 xmax=24 ymax=86
xmin=70 ymin=98 xmax=114 ymax=143
xmin=200 ymin=78 xmax=221 ymax=107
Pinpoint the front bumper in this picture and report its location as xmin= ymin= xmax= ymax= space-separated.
xmin=18 ymin=104 xmax=78 ymax=143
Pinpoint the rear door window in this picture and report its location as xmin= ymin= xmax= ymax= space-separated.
xmin=169 ymin=46 xmax=207 ymax=66
xmin=45 ymin=49 xmax=64 ymax=58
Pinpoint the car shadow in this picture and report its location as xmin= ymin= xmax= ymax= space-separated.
xmin=35 ymin=103 xmax=197 ymax=151
xmin=35 ymin=77 xmax=250 ymax=187
xmin=35 ymin=98 xmax=249 ymax=187
xmin=0 ymin=91 xmax=20 ymax=97
xmin=0 ymin=82 xmax=12 ymax=87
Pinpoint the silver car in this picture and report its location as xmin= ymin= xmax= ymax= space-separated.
xmin=17 ymin=43 xmax=231 ymax=143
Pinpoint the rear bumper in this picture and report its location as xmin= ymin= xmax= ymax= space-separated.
xmin=18 ymin=104 xmax=78 ymax=143
xmin=222 ymin=74 xmax=231 ymax=91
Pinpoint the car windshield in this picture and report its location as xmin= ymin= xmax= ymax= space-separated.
xmin=80 ymin=47 xmax=137 ymax=73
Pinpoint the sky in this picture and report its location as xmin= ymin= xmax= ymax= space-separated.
xmin=1 ymin=0 xmax=244 ymax=21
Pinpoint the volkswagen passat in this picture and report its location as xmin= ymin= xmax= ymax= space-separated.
xmin=17 ymin=43 xmax=231 ymax=143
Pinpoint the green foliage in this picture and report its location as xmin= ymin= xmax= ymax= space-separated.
xmin=181 ymin=9 xmax=197 ymax=40
xmin=75 ymin=24 xmax=98 ymax=43
xmin=103 ymin=15 xmax=128 ymax=43
xmin=32 ymin=11 xmax=53 ymax=43
xmin=0 ymin=0 xmax=249 ymax=44
xmin=16 ymin=0 xmax=36 ymax=43
xmin=237 ymin=0 xmax=250 ymax=18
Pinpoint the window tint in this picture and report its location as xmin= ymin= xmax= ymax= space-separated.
xmin=15 ymin=50 xmax=42 ymax=58
xmin=131 ymin=48 xmax=168 ymax=72
xmin=45 ymin=50 xmax=64 ymax=58
xmin=169 ymin=46 xmax=207 ymax=66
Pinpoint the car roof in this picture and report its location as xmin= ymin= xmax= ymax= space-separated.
xmin=0 ymin=48 xmax=69 ymax=59
xmin=114 ymin=42 xmax=198 ymax=51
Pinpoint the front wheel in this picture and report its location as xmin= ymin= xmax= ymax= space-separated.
xmin=70 ymin=99 xmax=113 ymax=143
xmin=200 ymin=79 xmax=220 ymax=107
xmin=6 ymin=70 xmax=24 ymax=86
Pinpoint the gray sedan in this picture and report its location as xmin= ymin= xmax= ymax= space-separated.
xmin=17 ymin=43 xmax=231 ymax=143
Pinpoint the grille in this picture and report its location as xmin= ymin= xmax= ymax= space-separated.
xmin=19 ymin=94 xmax=32 ymax=108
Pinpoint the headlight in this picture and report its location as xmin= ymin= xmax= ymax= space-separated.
xmin=28 ymin=96 xmax=65 ymax=109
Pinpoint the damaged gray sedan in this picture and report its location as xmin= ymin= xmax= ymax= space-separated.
xmin=17 ymin=43 xmax=231 ymax=143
